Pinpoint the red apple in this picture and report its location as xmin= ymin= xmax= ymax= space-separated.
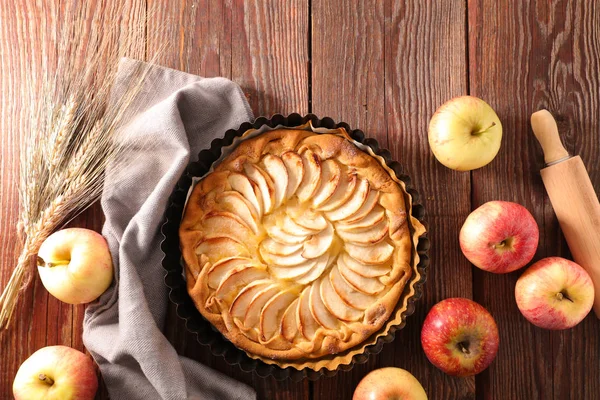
xmin=37 ymin=228 xmax=113 ymax=304
xmin=421 ymin=298 xmax=499 ymax=377
xmin=353 ymin=367 xmax=428 ymax=400
xmin=515 ymin=257 xmax=594 ymax=329
xmin=460 ymin=201 xmax=539 ymax=273
xmin=13 ymin=345 xmax=98 ymax=400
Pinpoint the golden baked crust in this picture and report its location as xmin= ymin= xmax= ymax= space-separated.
xmin=179 ymin=128 xmax=413 ymax=361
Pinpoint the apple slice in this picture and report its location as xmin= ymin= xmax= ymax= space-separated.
xmin=202 ymin=211 xmax=255 ymax=243
xmin=341 ymin=190 xmax=380 ymax=224
xmin=269 ymin=258 xmax=317 ymax=280
xmin=298 ymin=287 xmax=319 ymax=340
xmin=262 ymin=154 xmax=288 ymax=208
xmin=320 ymin=271 xmax=363 ymax=321
xmin=228 ymin=173 xmax=263 ymax=217
xmin=318 ymin=171 xmax=358 ymax=211
xmin=281 ymin=298 xmax=300 ymax=342
xmin=195 ymin=237 xmax=250 ymax=263
xmin=310 ymin=278 xmax=340 ymax=329
xmin=288 ymin=209 xmax=328 ymax=231
xmin=296 ymin=253 xmax=330 ymax=285
xmin=216 ymin=191 xmax=259 ymax=234
xmin=330 ymin=265 xmax=376 ymax=310
xmin=340 ymin=252 xmax=390 ymax=278
xmin=260 ymin=237 xmax=302 ymax=256
xmin=243 ymin=284 xmax=280 ymax=329
xmin=337 ymin=257 xmax=385 ymax=295
xmin=336 ymin=206 xmax=385 ymax=232
xmin=260 ymin=289 xmax=297 ymax=341
xmin=296 ymin=150 xmax=322 ymax=203
xmin=346 ymin=241 xmax=394 ymax=264
xmin=260 ymin=247 xmax=306 ymax=267
xmin=229 ymin=280 xmax=271 ymax=319
xmin=302 ymin=224 xmax=334 ymax=259
xmin=282 ymin=214 xmax=319 ymax=236
xmin=244 ymin=163 xmax=275 ymax=214
xmin=266 ymin=224 xmax=307 ymax=245
xmin=312 ymin=160 xmax=341 ymax=207
xmin=336 ymin=219 xmax=388 ymax=245
xmin=214 ymin=264 xmax=268 ymax=302
xmin=325 ymin=179 xmax=370 ymax=221
xmin=207 ymin=256 xmax=253 ymax=289
xmin=282 ymin=151 xmax=305 ymax=199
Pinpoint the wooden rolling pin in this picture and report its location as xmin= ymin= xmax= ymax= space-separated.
xmin=531 ymin=110 xmax=600 ymax=318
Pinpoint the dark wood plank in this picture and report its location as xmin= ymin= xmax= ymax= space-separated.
xmin=469 ymin=0 xmax=600 ymax=399
xmin=311 ymin=1 xmax=474 ymax=399
xmin=147 ymin=1 xmax=310 ymax=399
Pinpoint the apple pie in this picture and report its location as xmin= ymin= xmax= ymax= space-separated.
xmin=179 ymin=128 xmax=415 ymax=361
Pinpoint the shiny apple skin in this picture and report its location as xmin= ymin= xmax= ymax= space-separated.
xmin=352 ymin=367 xmax=428 ymax=400
xmin=459 ymin=201 xmax=539 ymax=273
xmin=515 ymin=257 xmax=594 ymax=329
xmin=13 ymin=345 xmax=98 ymax=400
xmin=421 ymin=298 xmax=499 ymax=377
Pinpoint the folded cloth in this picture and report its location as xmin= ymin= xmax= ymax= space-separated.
xmin=83 ymin=58 xmax=256 ymax=400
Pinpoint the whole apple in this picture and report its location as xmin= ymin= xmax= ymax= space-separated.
xmin=460 ymin=201 xmax=539 ymax=273
xmin=428 ymin=95 xmax=502 ymax=171
xmin=352 ymin=367 xmax=427 ymax=400
xmin=515 ymin=257 xmax=594 ymax=329
xmin=13 ymin=345 xmax=98 ymax=400
xmin=421 ymin=298 xmax=499 ymax=377
xmin=37 ymin=228 xmax=113 ymax=304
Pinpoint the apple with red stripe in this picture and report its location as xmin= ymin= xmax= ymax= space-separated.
xmin=460 ymin=201 xmax=539 ymax=273
xmin=421 ymin=298 xmax=499 ymax=377
xmin=515 ymin=257 xmax=594 ymax=330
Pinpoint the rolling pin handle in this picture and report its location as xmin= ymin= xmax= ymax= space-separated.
xmin=530 ymin=110 xmax=570 ymax=165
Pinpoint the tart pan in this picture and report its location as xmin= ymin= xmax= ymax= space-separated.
xmin=160 ymin=113 xmax=429 ymax=381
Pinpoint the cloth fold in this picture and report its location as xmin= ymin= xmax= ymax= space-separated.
xmin=83 ymin=58 xmax=256 ymax=400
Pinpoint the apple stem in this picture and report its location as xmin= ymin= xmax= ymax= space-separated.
xmin=38 ymin=373 xmax=54 ymax=385
xmin=472 ymin=122 xmax=496 ymax=136
xmin=36 ymin=256 xmax=69 ymax=268
xmin=556 ymin=291 xmax=573 ymax=302
xmin=458 ymin=341 xmax=470 ymax=355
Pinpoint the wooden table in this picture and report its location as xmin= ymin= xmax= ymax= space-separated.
xmin=2 ymin=1 xmax=600 ymax=399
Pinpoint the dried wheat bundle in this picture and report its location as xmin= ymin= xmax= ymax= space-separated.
xmin=0 ymin=1 xmax=156 ymax=330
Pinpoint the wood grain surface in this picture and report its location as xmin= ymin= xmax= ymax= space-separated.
xmin=1 ymin=0 xmax=599 ymax=399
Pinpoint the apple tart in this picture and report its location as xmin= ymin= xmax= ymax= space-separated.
xmin=179 ymin=128 xmax=415 ymax=361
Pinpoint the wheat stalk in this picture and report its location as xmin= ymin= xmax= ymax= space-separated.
xmin=0 ymin=1 xmax=158 ymax=330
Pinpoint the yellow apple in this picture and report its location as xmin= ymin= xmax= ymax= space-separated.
xmin=37 ymin=228 xmax=113 ymax=304
xmin=13 ymin=346 xmax=98 ymax=400
xmin=352 ymin=367 xmax=428 ymax=400
xmin=428 ymin=95 xmax=502 ymax=171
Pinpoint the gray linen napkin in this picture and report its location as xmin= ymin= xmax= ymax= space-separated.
xmin=82 ymin=58 xmax=256 ymax=400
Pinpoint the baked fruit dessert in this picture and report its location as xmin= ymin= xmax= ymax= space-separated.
xmin=180 ymin=127 xmax=416 ymax=361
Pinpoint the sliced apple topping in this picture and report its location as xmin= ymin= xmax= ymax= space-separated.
xmin=229 ymin=280 xmax=271 ymax=319
xmin=325 ymin=179 xmax=370 ymax=221
xmin=309 ymin=278 xmax=340 ymax=330
xmin=214 ymin=264 xmax=269 ymax=302
xmin=312 ymin=160 xmax=341 ymax=207
xmin=269 ymin=258 xmax=317 ymax=280
xmin=337 ymin=257 xmax=385 ymax=295
xmin=340 ymin=252 xmax=390 ymax=278
xmin=336 ymin=219 xmax=388 ymax=245
xmin=262 ymin=155 xmax=288 ymax=208
xmin=260 ymin=237 xmax=302 ymax=256
xmin=208 ymin=256 xmax=254 ymax=289
xmin=228 ymin=173 xmax=263 ymax=217
xmin=302 ymin=224 xmax=334 ymax=259
xmin=281 ymin=151 xmax=304 ymax=199
xmin=296 ymin=253 xmax=330 ymax=285
xmin=330 ymin=265 xmax=376 ymax=310
xmin=318 ymin=171 xmax=358 ymax=211
xmin=260 ymin=289 xmax=297 ymax=341
xmin=216 ymin=191 xmax=259 ymax=234
xmin=244 ymin=163 xmax=275 ymax=214
xmin=282 ymin=214 xmax=319 ymax=236
xmin=320 ymin=270 xmax=363 ymax=321
xmin=341 ymin=190 xmax=380 ymax=224
xmin=266 ymin=224 xmax=307 ymax=245
xmin=202 ymin=211 xmax=255 ymax=243
xmin=260 ymin=248 xmax=306 ymax=267
xmin=296 ymin=150 xmax=322 ymax=203
xmin=336 ymin=206 xmax=385 ymax=231
xmin=288 ymin=208 xmax=328 ymax=231
xmin=195 ymin=237 xmax=250 ymax=263
xmin=281 ymin=298 xmax=300 ymax=342
xmin=243 ymin=284 xmax=280 ymax=329
xmin=346 ymin=241 xmax=394 ymax=264
xmin=298 ymin=287 xmax=319 ymax=340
